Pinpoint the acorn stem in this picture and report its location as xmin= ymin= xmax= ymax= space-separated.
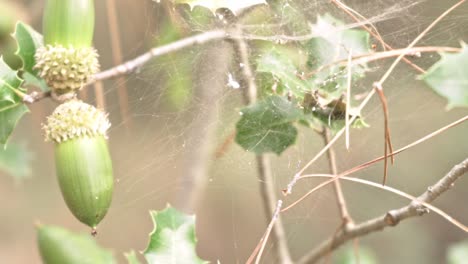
xmin=43 ymin=0 xmax=95 ymax=47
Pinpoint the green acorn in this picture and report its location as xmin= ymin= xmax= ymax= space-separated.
xmin=34 ymin=0 xmax=99 ymax=97
xmin=37 ymin=225 xmax=115 ymax=264
xmin=43 ymin=100 xmax=113 ymax=231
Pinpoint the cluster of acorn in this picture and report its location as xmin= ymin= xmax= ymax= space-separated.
xmin=35 ymin=0 xmax=113 ymax=236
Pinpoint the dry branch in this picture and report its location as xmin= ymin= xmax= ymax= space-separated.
xmin=297 ymin=157 xmax=468 ymax=264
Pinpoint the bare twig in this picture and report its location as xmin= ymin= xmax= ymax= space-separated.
xmin=283 ymin=115 xmax=468 ymax=212
xmin=232 ymin=26 xmax=292 ymax=264
xmin=321 ymin=127 xmax=353 ymax=226
xmin=299 ymin=175 xmax=468 ymax=232
xmin=304 ymin=46 xmax=460 ymax=79
xmin=94 ymin=29 xmax=228 ymax=82
xmin=255 ymin=200 xmax=284 ymax=264
xmin=297 ymin=158 xmax=468 ymax=264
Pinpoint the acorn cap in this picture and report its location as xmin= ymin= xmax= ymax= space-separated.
xmin=34 ymin=45 xmax=100 ymax=94
xmin=43 ymin=100 xmax=110 ymax=143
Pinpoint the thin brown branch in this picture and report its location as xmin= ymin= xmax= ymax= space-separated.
xmin=232 ymin=26 xmax=292 ymax=264
xmin=283 ymin=115 xmax=468 ymax=212
xmin=374 ymin=83 xmax=394 ymax=185
xmin=94 ymin=29 xmax=228 ymax=82
xmin=321 ymin=127 xmax=353 ymax=226
xmin=297 ymin=157 xmax=468 ymax=264
xmin=304 ymin=46 xmax=460 ymax=79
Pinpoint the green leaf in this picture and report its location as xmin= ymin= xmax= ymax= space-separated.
xmin=420 ymin=43 xmax=468 ymax=109
xmin=336 ymin=247 xmax=378 ymax=264
xmin=144 ymin=205 xmax=207 ymax=264
xmin=166 ymin=0 xmax=266 ymax=14
xmin=37 ymin=225 xmax=116 ymax=264
xmin=235 ymin=95 xmax=303 ymax=155
xmin=257 ymin=48 xmax=312 ymax=98
xmin=447 ymin=240 xmax=468 ymax=264
xmin=0 ymin=58 xmax=29 ymax=145
xmin=304 ymin=14 xmax=370 ymax=101
xmin=0 ymin=142 xmax=33 ymax=180
xmin=125 ymin=251 xmax=143 ymax=264
xmin=13 ymin=22 xmax=48 ymax=91
xmin=14 ymin=22 xmax=43 ymax=74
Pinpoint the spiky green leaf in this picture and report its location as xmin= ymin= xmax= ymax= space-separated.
xmin=235 ymin=95 xmax=303 ymax=155
xmin=0 ymin=58 xmax=28 ymax=144
xmin=144 ymin=205 xmax=207 ymax=264
xmin=420 ymin=43 xmax=468 ymax=109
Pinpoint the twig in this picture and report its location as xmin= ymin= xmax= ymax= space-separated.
xmin=299 ymin=175 xmax=468 ymax=232
xmin=94 ymin=29 xmax=228 ymax=82
xmin=321 ymin=127 xmax=353 ymax=226
xmin=282 ymin=115 xmax=468 ymax=212
xmin=232 ymin=26 xmax=292 ymax=264
xmin=246 ymin=200 xmax=284 ymax=264
xmin=22 ymin=30 xmax=228 ymax=104
xmin=255 ymin=200 xmax=284 ymax=264
xmin=297 ymin=158 xmax=468 ymax=264
xmin=303 ymin=46 xmax=459 ymax=79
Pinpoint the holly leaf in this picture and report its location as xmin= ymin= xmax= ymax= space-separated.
xmin=144 ymin=205 xmax=207 ymax=264
xmin=420 ymin=43 xmax=468 ymax=109
xmin=13 ymin=21 xmax=48 ymax=91
xmin=256 ymin=48 xmax=311 ymax=98
xmin=0 ymin=142 xmax=32 ymax=180
xmin=235 ymin=95 xmax=303 ymax=155
xmin=166 ymin=0 xmax=267 ymax=14
xmin=447 ymin=240 xmax=468 ymax=264
xmin=37 ymin=225 xmax=116 ymax=264
xmin=0 ymin=58 xmax=29 ymax=145
xmin=304 ymin=14 xmax=371 ymax=101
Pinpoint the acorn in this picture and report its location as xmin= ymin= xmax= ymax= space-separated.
xmin=43 ymin=100 xmax=113 ymax=231
xmin=34 ymin=0 xmax=99 ymax=97
xmin=37 ymin=224 xmax=115 ymax=263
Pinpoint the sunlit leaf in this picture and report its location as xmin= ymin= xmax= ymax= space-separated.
xmin=0 ymin=142 xmax=32 ymax=180
xmin=166 ymin=0 xmax=266 ymax=14
xmin=420 ymin=43 xmax=468 ymax=109
xmin=0 ymin=58 xmax=29 ymax=144
xmin=447 ymin=240 xmax=468 ymax=264
xmin=235 ymin=95 xmax=303 ymax=155
xmin=144 ymin=205 xmax=207 ymax=264
xmin=37 ymin=225 xmax=116 ymax=264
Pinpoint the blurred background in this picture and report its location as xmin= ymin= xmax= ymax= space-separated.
xmin=0 ymin=0 xmax=467 ymax=263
